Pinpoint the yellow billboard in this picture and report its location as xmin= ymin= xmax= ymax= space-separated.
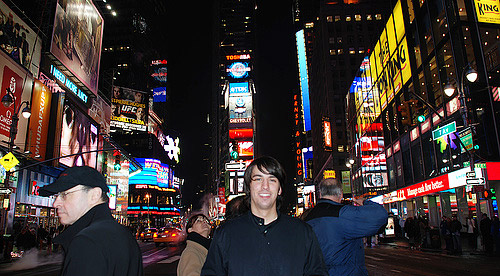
xmin=474 ymin=0 xmax=500 ymax=24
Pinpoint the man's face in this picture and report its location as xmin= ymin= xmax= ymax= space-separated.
xmin=53 ymin=185 xmax=93 ymax=225
xmin=249 ymin=166 xmax=282 ymax=214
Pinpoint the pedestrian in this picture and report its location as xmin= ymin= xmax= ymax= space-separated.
xmin=303 ymin=178 xmax=387 ymax=276
xmin=404 ymin=217 xmax=416 ymax=249
xmin=450 ymin=215 xmax=462 ymax=254
xmin=202 ymin=156 xmax=327 ymax=276
xmin=465 ymin=215 xmax=477 ymax=251
xmin=440 ymin=216 xmax=452 ymax=253
xmin=480 ymin=213 xmax=493 ymax=255
xmin=39 ymin=166 xmax=143 ymax=275
xmin=177 ymin=214 xmax=212 ymax=276
xmin=224 ymin=194 xmax=248 ymax=221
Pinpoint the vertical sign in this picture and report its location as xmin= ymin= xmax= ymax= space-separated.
xmin=293 ymin=93 xmax=304 ymax=181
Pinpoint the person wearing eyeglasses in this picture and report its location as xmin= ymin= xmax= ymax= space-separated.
xmin=177 ymin=214 xmax=212 ymax=276
xmin=39 ymin=166 xmax=143 ymax=276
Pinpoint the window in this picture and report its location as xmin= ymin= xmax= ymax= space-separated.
xmin=330 ymin=49 xmax=336 ymax=55
xmin=337 ymin=49 xmax=344 ymax=54
xmin=337 ymin=37 xmax=342 ymax=43
xmin=338 ymin=145 xmax=344 ymax=152
xmin=349 ymin=48 xmax=356 ymax=54
xmin=346 ymin=16 xmax=351 ymax=22
xmin=329 ymin=37 xmax=335 ymax=44
xmin=335 ymin=15 xmax=341 ymax=22
xmin=327 ymin=16 xmax=333 ymax=22
xmin=355 ymin=14 xmax=362 ymax=21
xmin=375 ymin=14 xmax=382 ymax=20
xmin=367 ymin=14 xmax=372 ymax=21
xmin=358 ymin=47 xmax=365 ymax=54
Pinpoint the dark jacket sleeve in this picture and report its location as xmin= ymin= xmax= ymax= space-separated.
xmin=61 ymin=236 xmax=107 ymax=276
xmin=201 ymin=228 xmax=226 ymax=276
xmin=303 ymin=225 xmax=328 ymax=276
xmin=341 ymin=200 xmax=388 ymax=239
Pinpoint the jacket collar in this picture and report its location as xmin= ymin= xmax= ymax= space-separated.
xmin=249 ymin=210 xmax=281 ymax=226
xmin=53 ymin=203 xmax=113 ymax=251
xmin=318 ymin=198 xmax=343 ymax=205
xmin=187 ymin=232 xmax=211 ymax=250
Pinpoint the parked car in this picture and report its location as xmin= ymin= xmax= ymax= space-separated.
xmin=153 ymin=227 xmax=186 ymax=247
xmin=139 ymin=228 xmax=158 ymax=242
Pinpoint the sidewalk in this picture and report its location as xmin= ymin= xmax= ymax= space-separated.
xmin=378 ymin=235 xmax=486 ymax=256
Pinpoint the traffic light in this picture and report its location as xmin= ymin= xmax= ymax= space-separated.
xmin=483 ymin=188 xmax=496 ymax=200
xmin=399 ymin=101 xmax=411 ymax=126
xmin=114 ymin=154 xmax=121 ymax=171
xmin=230 ymin=141 xmax=239 ymax=160
xmin=415 ymin=101 xmax=426 ymax=123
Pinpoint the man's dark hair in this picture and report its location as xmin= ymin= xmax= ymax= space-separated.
xmin=186 ymin=214 xmax=209 ymax=230
xmin=318 ymin=178 xmax=343 ymax=197
xmin=82 ymin=186 xmax=109 ymax=203
xmin=243 ymin=156 xmax=286 ymax=210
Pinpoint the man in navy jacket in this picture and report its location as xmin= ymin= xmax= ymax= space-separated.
xmin=303 ymin=178 xmax=388 ymax=276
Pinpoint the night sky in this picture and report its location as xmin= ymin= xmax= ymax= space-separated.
xmin=161 ymin=1 xmax=297 ymax=210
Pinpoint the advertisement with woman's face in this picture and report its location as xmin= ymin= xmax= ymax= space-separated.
xmin=59 ymin=102 xmax=98 ymax=167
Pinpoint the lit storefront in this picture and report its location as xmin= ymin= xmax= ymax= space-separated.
xmin=345 ymin=0 xmax=500 ymax=225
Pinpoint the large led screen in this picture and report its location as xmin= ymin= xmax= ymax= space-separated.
xmin=0 ymin=0 xmax=42 ymax=75
xmin=229 ymin=95 xmax=252 ymax=120
xmin=129 ymin=158 xmax=173 ymax=188
xmin=50 ymin=0 xmax=103 ymax=95
xmin=59 ymin=102 xmax=98 ymax=167
xmin=110 ymin=86 xmax=148 ymax=131
xmin=227 ymin=62 xmax=250 ymax=79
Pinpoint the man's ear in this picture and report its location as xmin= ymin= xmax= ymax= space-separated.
xmin=89 ymin=187 xmax=103 ymax=203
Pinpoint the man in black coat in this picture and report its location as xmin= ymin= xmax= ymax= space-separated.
xmin=39 ymin=166 xmax=143 ymax=276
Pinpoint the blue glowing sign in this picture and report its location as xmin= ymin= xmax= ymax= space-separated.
xmin=296 ymin=30 xmax=311 ymax=132
xmin=129 ymin=158 xmax=173 ymax=188
xmin=227 ymin=62 xmax=250 ymax=79
xmin=153 ymin=87 xmax=167 ymax=102
xmin=50 ymin=65 xmax=88 ymax=103
xmin=229 ymin=82 xmax=249 ymax=94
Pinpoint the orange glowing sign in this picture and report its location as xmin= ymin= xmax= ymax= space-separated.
xmin=323 ymin=120 xmax=332 ymax=148
xmin=226 ymin=54 xmax=251 ymax=60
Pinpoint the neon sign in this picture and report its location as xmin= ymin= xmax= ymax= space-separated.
xmin=227 ymin=62 xmax=250 ymax=79
xmin=49 ymin=65 xmax=88 ymax=103
xmin=226 ymin=54 xmax=250 ymax=60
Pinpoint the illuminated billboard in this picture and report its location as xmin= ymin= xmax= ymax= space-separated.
xmin=153 ymin=87 xmax=167 ymax=102
xmin=110 ymin=86 xmax=148 ymax=132
xmin=229 ymin=95 xmax=252 ymax=120
xmin=296 ymin=29 xmax=312 ymax=132
xmin=88 ymin=93 xmax=111 ymax=135
xmin=349 ymin=0 xmax=411 ymax=135
xmin=227 ymin=62 xmax=250 ymax=79
xmin=27 ymin=80 xmax=52 ymax=160
xmin=153 ymin=128 xmax=180 ymax=163
xmin=50 ymin=0 xmax=103 ymax=95
xmin=0 ymin=0 xmax=42 ymax=75
xmin=474 ymin=0 xmax=500 ymax=24
xmin=323 ymin=119 xmax=332 ymax=149
xmin=0 ymin=53 xmax=34 ymax=149
xmin=59 ymin=102 xmax=99 ymax=167
xmin=229 ymin=82 xmax=249 ymax=94
xmin=237 ymin=141 xmax=254 ymax=157
xmin=229 ymin=129 xmax=253 ymax=139
xmin=129 ymin=158 xmax=173 ymax=188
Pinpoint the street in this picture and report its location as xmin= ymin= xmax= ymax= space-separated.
xmin=1 ymin=241 xmax=499 ymax=275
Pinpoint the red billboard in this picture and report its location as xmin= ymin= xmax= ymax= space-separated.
xmin=229 ymin=129 xmax=253 ymax=139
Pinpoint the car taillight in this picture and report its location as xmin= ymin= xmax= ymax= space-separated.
xmin=153 ymin=233 xmax=158 ymax=238
xmin=141 ymin=233 xmax=144 ymax=237
xmin=172 ymin=233 xmax=177 ymax=237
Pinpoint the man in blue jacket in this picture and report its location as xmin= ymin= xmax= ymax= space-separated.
xmin=303 ymin=178 xmax=388 ymax=276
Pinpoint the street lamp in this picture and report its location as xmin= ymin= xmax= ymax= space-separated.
xmin=444 ymin=66 xmax=479 ymax=170
xmin=145 ymin=193 xmax=151 ymax=228
xmin=2 ymin=88 xmax=31 ymax=184
xmin=2 ymin=88 xmax=31 ymax=151
xmin=443 ymin=66 xmax=478 ymax=127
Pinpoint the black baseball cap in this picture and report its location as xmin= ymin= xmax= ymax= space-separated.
xmin=39 ymin=166 xmax=109 ymax=197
